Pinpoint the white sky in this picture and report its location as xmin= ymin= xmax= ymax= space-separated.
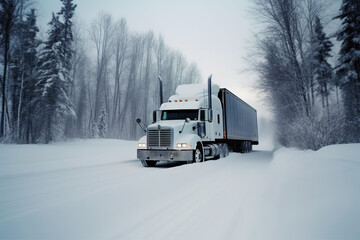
xmin=35 ymin=0 xmax=277 ymax=119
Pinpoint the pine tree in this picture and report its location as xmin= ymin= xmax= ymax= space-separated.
xmin=34 ymin=13 xmax=75 ymax=143
xmin=98 ymin=106 xmax=108 ymax=138
xmin=336 ymin=0 xmax=360 ymax=141
xmin=58 ymin=0 xmax=76 ymax=71
xmin=58 ymin=0 xmax=77 ymax=136
xmin=313 ymin=17 xmax=333 ymax=110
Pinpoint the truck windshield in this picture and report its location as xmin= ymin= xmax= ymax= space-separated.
xmin=161 ymin=110 xmax=198 ymax=121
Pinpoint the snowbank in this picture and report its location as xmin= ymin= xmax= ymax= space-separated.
xmin=238 ymin=144 xmax=360 ymax=240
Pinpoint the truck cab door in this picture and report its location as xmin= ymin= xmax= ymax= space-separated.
xmin=199 ymin=109 xmax=213 ymax=141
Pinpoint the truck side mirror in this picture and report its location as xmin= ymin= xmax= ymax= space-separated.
xmin=135 ymin=118 xmax=146 ymax=132
xmin=152 ymin=111 xmax=156 ymax=123
xmin=185 ymin=118 xmax=190 ymax=123
xmin=200 ymin=110 xmax=206 ymax=121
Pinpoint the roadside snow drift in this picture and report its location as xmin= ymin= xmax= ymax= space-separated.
xmin=0 ymin=140 xmax=359 ymax=239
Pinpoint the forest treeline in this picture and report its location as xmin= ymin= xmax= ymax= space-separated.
xmin=0 ymin=0 xmax=202 ymax=143
xmin=253 ymin=0 xmax=360 ymax=150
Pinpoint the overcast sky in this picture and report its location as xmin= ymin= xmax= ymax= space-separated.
xmin=35 ymin=0 xmax=340 ymax=119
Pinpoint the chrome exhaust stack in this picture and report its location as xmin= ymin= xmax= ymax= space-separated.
xmin=208 ymin=75 xmax=213 ymax=122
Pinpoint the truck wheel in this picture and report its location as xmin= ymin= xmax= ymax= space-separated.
xmin=219 ymin=144 xmax=225 ymax=158
xmin=240 ymin=141 xmax=247 ymax=153
xmin=223 ymin=144 xmax=229 ymax=157
xmin=246 ymin=141 xmax=251 ymax=153
xmin=193 ymin=145 xmax=203 ymax=163
xmin=141 ymin=160 xmax=157 ymax=167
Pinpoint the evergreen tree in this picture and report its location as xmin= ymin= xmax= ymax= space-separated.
xmin=58 ymin=0 xmax=76 ymax=71
xmin=58 ymin=0 xmax=77 ymax=136
xmin=336 ymin=0 xmax=360 ymax=141
xmin=98 ymin=106 xmax=108 ymax=138
xmin=34 ymin=13 xmax=75 ymax=143
xmin=91 ymin=119 xmax=99 ymax=138
xmin=313 ymin=17 xmax=333 ymax=110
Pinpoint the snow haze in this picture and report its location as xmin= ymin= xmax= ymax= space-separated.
xmin=36 ymin=0 xmax=266 ymax=116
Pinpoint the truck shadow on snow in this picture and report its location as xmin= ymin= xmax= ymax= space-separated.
xmin=138 ymin=150 xmax=274 ymax=169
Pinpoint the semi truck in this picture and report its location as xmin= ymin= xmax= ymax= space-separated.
xmin=136 ymin=76 xmax=258 ymax=167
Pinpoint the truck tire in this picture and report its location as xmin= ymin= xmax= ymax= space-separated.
xmin=240 ymin=141 xmax=247 ymax=153
xmin=193 ymin=144 xmax=204 ymax=163
xmin=218 ymin=144 xmax=224 ymax=158
xmin=246 ymin=141 xmax=251 ymax=153
xmin=240 ymin=141 xmax=253 ymax=153
xmin=141 ymin=160 xmax=157 ymax=167
xmin=222 ymin=143 xmax=229 ymax=157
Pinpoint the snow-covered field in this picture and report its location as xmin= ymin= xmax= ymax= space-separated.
xmin=1 ymin=140 xmax=359 ymax=239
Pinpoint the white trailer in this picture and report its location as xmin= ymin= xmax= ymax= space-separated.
xmin=137 ymin=76 xmax=258 ymax=167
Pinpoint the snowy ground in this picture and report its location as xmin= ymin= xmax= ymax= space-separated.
xmin=0 ymin=140 xmax=359 ymax=239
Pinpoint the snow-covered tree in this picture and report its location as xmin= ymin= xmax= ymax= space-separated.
xmin=336 ymin=0 xmax=360 ymax=141
xmin=58 ymin=0 xmax=76 ymax=71
xmin=34 ymin=13 xmax=75 ymax=143
xmin=252 ymin=0 xmax=346 ymax=149
xmin=98 ymin=105 xmax=108 ymax=138
xmin=313 ymin=17 xmax=333 ymax=110
xmin=58 ymin=0 xmax=77 ymax=137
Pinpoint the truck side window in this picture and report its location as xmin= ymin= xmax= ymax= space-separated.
xmin=217 ymin=114 xmax=220 ymax=124
xmin=200 ymin=110 xmax=205 ymax=121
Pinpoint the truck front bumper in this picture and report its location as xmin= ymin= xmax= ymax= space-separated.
xmin=137 ymin=149 xmax=193 ymax=161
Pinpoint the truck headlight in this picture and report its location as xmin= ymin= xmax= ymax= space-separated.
xmin=176 ymin=143 xmax=187 ymax=148
xmin=138 ymin=143 xmax=146 ymax=148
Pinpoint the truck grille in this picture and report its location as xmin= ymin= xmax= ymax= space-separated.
xmin=147 ymin=129 xmax=172 ymax=148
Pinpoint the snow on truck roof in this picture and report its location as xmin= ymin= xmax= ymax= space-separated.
xmin=160 ymin=83 xmax=221 ymax=110
xmin=175 ymin=83 xmax=220 ymax=97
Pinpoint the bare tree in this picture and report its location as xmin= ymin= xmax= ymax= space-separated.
xmin=0 ymin=0 xmax=17 ymax=138
xmin=174 ymin=51 xmax=187 ymax=85
xmin=111 ymin=18 xmax=128 ymax=133
xmin=119 ymin=34 xmax=143 ymax=137
xmin=89 ymin=12 xmax=114 ymax=124
xmin=141 ymin=31 xmax=154 ymax=125
xmin=252 ymin=0 xmax=340 ymax=149
xmin=154 ymin=35 xmax=167 ymax=77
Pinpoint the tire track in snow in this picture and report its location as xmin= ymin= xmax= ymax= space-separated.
xmin=113 ymin=152 xmax=272 ymax=239
xmin=0 ymin=159 xmax=145 ymax=222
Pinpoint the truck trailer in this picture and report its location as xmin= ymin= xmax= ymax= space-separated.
xmin=137 ymin=76 xmax=258 ymax=167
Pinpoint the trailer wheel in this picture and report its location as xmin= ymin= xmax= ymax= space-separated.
xmin=246 ymin=141 xmax=251 ymax=153
xmin=141 ymin=160 xmax=157 ymax=167
xmin=240 ymin=141 xmax=247 ymax=153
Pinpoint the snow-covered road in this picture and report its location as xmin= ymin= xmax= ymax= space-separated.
xmin=1 ymin=140 xmax=359 ymax=239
